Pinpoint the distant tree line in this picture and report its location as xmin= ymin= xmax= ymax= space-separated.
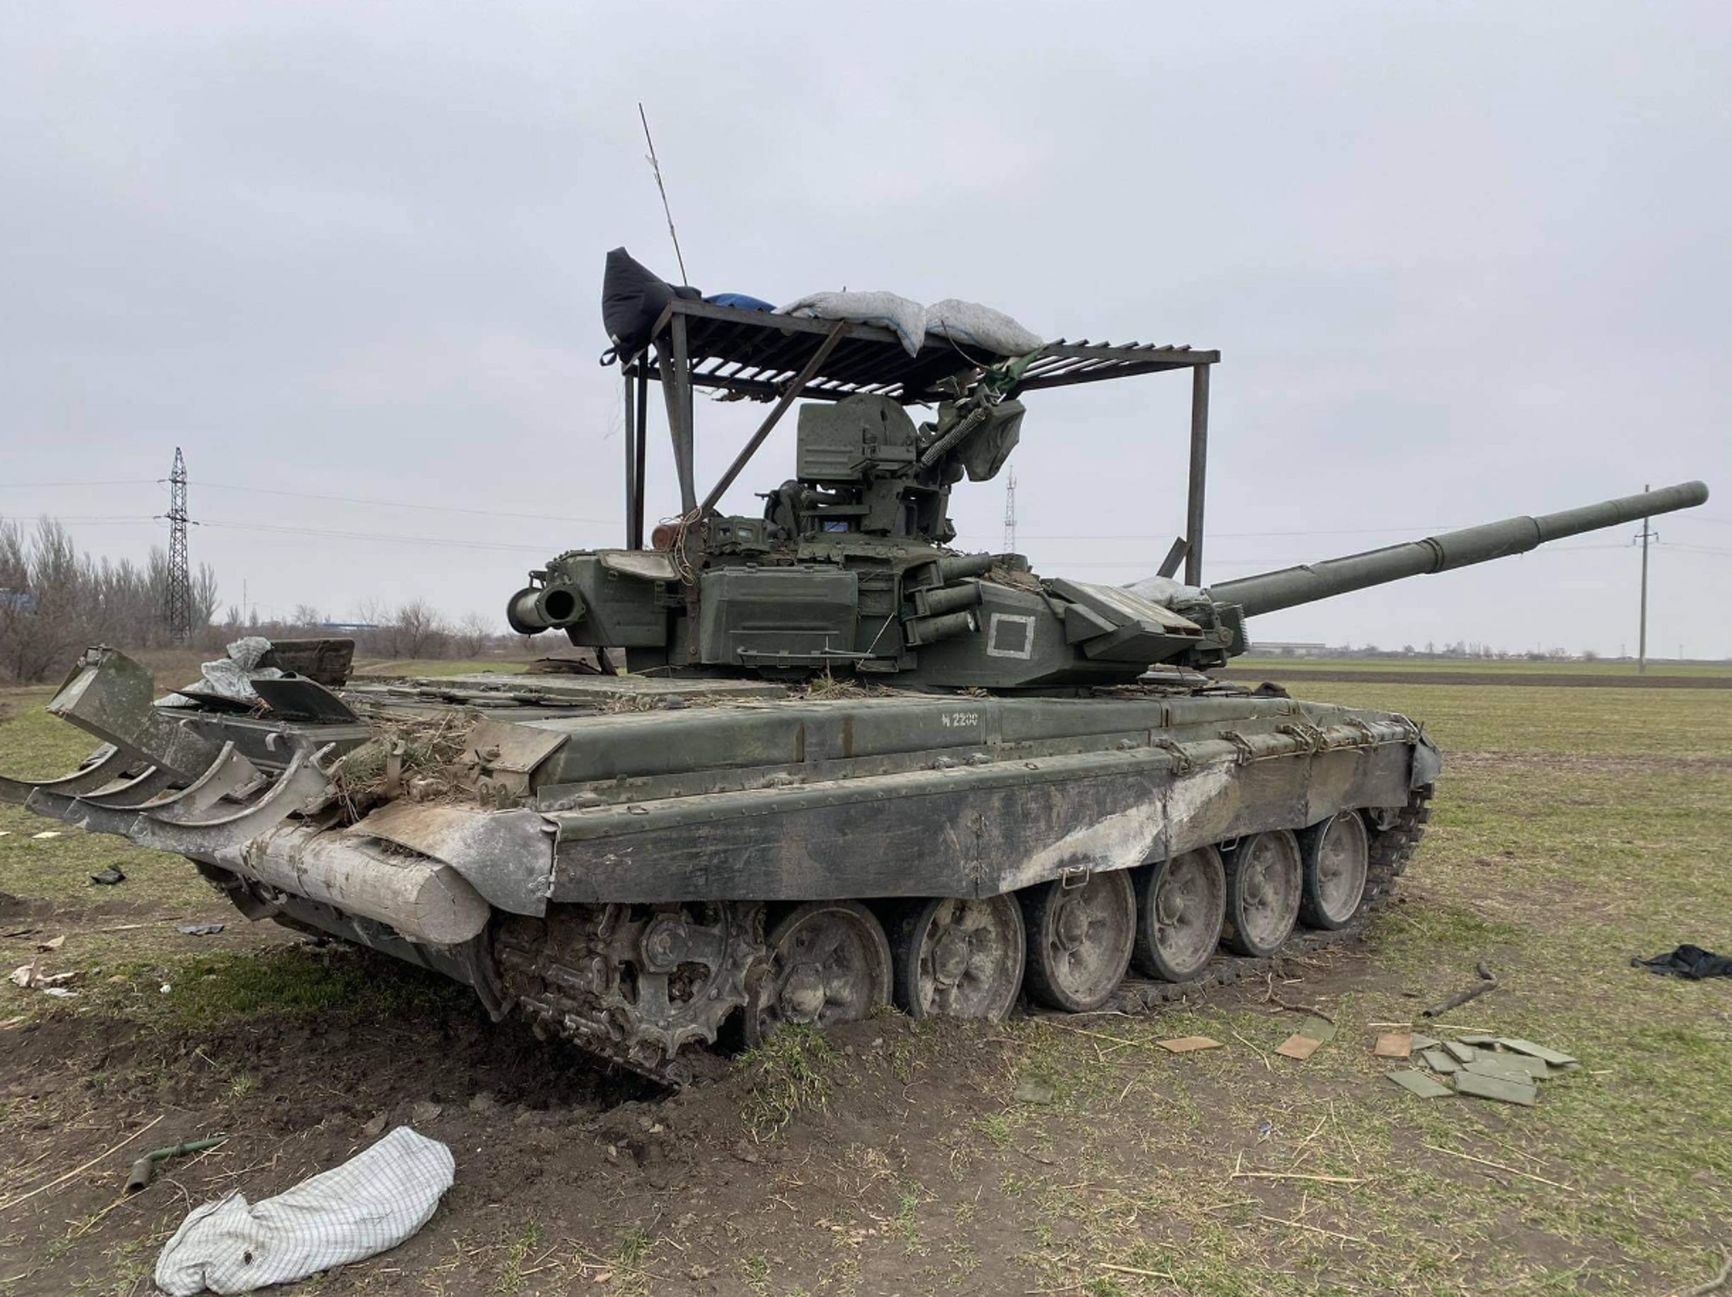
xmin=0 ymin=517 xmax=219 ymax=682
xmin=0 ymin=516 xmax=511 ymax=684
xmin=226 ymin=600 xmax=500 ymax=663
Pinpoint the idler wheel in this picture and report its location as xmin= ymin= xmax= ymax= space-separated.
xmin=742 ymin=901 xmax=893 ymax=1046
xmin=1019 ymin=871 xmax=1136 ymax=1013
xmin=1298 ymin=811 xmax=1370 ymax=930
xmin=1222 ymin=830 xmax=1302 ymax=958
xmin=890 ymin=896 xmax=1026 ymax=1021
xmin=1131 ymin=846 xmax=1227 ymax=982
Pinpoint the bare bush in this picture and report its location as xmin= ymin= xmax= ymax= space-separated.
xmin=0 ymin=517 xmax=221 ymax=683
xmin=454 ymin=611 xmax=495 ymax=658
xmin=0 ymin=513 xmax=512 ymax=681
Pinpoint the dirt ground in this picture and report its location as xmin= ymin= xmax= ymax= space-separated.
xmin=3 ymin=674 xmax=1730 ymax=1297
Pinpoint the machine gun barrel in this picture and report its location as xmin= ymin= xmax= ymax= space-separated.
xmin=1206 ymin=480 xmax=1709 ymax=618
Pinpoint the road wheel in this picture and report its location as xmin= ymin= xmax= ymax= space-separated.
xmin=1222 ymin=830 xmax=1302 ymax=958
xmin=889 ymin=895 xmax=1025 ymax=1021
xmin=1299 ymin=811 xmax=1370 ymax=929
xmin=1131 ymin=847 xmax=1226 ymax=982
xmin=1020 ymin=871 xmax=1136 ymax=1013
xmin=742 ymin=901 xmax=892 ymax=1046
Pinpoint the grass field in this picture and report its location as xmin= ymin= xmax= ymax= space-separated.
xmin=1235 ymin=655 xmax=1732 ymax=679
xmin=2 ymin=671 xmax=1729 ymax=1295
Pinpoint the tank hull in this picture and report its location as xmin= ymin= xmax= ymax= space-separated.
xmin=5 ymin=652 xmax=1438 ymax=1084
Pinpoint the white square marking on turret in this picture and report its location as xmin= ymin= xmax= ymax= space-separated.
xmin=985 ymin=613 xmax=1036 ymax=659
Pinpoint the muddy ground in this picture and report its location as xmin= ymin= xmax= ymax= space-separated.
xmin=1 ymin=927 xmax=1440 ymax=1297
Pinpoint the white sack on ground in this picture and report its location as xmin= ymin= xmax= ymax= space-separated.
xmin=153 ymin=1127 xmax=454 ymax=1296
xmin=777 ymin=290 xmax=928 ymax=356
xmin=925 ymin=299 xmax=1045 ymax=356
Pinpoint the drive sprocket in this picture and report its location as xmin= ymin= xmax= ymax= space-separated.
xmin=497 ymin=900 xmax=765 ymax=1086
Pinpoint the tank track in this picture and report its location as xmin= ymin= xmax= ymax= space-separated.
xmin=495 ymin=903 xmax=763 ymax=1089
xmin=495 ymin=785 xmax=1434 ymax=1086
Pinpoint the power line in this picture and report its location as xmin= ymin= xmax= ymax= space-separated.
xmin=199 ymin=518 xmax=576 ymax=554
xmin=196 ymin=481 xmax=614 ymax=526
xmin=0 ymin=479 xmax=158 ymax=489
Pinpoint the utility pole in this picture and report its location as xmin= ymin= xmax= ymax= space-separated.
xmin=1001 ymin=466 xmax=1017 ymax=554
xmin=1634 ymin=481 xmax=1656 ymax=674
xmin=164 ymin=447 xmax=192 ymax=642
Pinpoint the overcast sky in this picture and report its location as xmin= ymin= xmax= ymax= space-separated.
xmin=3 ymin=2 xmax=1728 ymax=656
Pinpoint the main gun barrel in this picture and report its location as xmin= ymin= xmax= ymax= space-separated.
xmin=1206 ymin=480 xmax=1709 ymax=618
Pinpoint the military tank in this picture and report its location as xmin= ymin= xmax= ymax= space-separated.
xmin=2 ymin=277 xmax=1709 ymax=1084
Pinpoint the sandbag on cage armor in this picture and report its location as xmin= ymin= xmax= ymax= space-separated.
xmin=925 ymin=299 xmax=1045 ymax=356
xmin=778 ymin=290 xmax=928 ymax=357
xmin=601 ymin=247 xmax=700 ymax=358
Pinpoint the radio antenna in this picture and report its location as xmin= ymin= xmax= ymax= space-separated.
xmin=637 ymin=102 xmax=688 ymax=284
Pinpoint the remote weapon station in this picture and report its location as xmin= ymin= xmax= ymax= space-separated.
xmin=3 ymin=262 xmax=1709 ymax=1083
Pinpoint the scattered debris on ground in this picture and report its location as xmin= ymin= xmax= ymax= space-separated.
xmin=127 ymin=1135 xmax=228 ymax=1194
xmin=1274 ymin=1015 xmax=1335 ymax=1060
xmin=89 ymin=865 xmax=125 ymax=885
xmin=8 ymin=961 xmax=77 ymax=996
xmin=1634 ymin=944 xmax=1732 ymax=979
xmin=1421 ymin=960 xmax=1499 ymax=1017
xmin=177 ymin=923 xmax=226 ymax=937
xmin=1158 ymin=1035 xmax=1223 ymax=1053
xmin=1379 ymin=1029 xmax=1577 ymax=1105
xmin=153 ymin=1126 xmax=454 ymax=1296
xmin=1373 ymin=1031 xmax=1413 ymax=1058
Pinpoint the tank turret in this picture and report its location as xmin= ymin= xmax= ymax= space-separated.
xmin=510 ymin=353 xmax=1708 ymax=687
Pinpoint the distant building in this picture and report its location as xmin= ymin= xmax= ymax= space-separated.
xmin=1253 ymin=641 xmax=1331 ymax=658
xmin=0 ymin=589 xmax=37 ymax=613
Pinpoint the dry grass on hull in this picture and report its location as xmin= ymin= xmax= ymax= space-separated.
xmin=327 ymin=711 xmax=477 ymax=816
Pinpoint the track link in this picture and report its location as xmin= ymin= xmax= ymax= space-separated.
xmin=495 ymin=904 xmax=761 ymax=1089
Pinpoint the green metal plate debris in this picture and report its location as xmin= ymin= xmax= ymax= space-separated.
xmin=1387 ymin=1069 xmax=1453 ymax=1099
xmin=1297 ymin=1016 xmax=1336 ymax=1043
xmin=1443 ymin=1040 xmax=1478 ymax=1063
xmin=1504 ymin=1053 xmax=1553 ymax=1079
xmin=1422 ymin=1047 xmax=1460 ymax=1074
xmin=1454 ymin=1071 xmax=1538 ymax=1106
xmin=1498 ymin=1038 xmax=1577 ymax=1067
xmin=1462 ymin=1055 xmax=1538 ymax=1085
xmin=1410 ymin=1034 xmax=1440 ymax=1051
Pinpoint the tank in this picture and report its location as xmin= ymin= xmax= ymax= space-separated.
xmin=2 ymin=284 xmax=1710 ymax=1084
